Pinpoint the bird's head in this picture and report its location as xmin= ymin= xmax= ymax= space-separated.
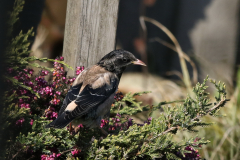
xmin=97 ymin=49 xmax=146 ymax=73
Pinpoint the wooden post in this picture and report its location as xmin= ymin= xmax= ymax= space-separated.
xmin=62 ymin=0 xmax=119 ymax=76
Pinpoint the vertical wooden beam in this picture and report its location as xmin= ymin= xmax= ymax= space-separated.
xmin=62 ymin=0 xmax=119 ymax=76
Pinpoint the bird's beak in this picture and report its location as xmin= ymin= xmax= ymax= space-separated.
xmin=132 ymin=59 xmax=147 ymax=66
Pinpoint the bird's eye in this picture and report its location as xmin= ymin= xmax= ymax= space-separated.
xmin=123 ymin=58 xmax=127 ymax=62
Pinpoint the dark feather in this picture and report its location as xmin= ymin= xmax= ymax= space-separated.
xmin=45 ymin=111 xmax=74 ymax=128
xmin=58 ymin=83 xmax=82 ymax=115
xmin=65 ymin=74 xmax=118 ymax=120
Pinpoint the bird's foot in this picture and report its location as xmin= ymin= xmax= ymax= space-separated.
xmin=69 ymin=123 xmax=81 ymax=135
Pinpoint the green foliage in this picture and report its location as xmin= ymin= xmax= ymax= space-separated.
xmin=11 ymin=76 xmax=228 ymax=159
xmin=196 ymin=69 xmax=240 ymax=159
xmin=111 ymin=91 xmax=150 ymax=115
xmin=84 ymin=77 xmax=227 ymax=159
xmin=18 ymin=117 xmax=78 ymax=154
xmin=7 ymin=0 xmax=24 ymax=36
xmin=89 ymin=121 xmax=207 ymax=160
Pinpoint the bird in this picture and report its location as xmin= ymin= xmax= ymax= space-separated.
xmin=45 ymin=49 xmax=146 ymax=134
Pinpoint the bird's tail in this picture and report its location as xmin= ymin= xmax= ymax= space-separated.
xmin=45 ymin=111 xmax=73 ymax=129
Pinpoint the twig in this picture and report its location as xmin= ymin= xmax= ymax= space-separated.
xmin=60 ymin=148 xmax=75 ymax=155
xmin=207 ymin=99 xmax=228 ymax=113
xmin=166 ymin=70 xmax=183 ymax=80
xmin=162 ymin=126 xmax=178 ymax=135
xmin=192 ymin=98 xmax=229 ymax=121
xmin=11 ymin=148 xmax=23 ymax=160
xmin=26 ymin=155 xmax=36 ymax=160
xmin=150 ymin=37 xmax=198 ymax=84
xmin=150 ymin=126 xmax=178 ymax=141
xmin=157 ymin=99 xmax=185 ymax=106
xmin=137 ymin=16 xmax=148 ymax=85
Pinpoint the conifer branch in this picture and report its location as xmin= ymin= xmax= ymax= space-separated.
xmin=192 ymin=98 xmax=230 ymax=121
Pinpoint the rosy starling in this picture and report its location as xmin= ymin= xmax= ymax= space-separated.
xmin=45 ymin=49 xmax=146 ymax=134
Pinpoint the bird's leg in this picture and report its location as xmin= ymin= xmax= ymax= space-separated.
xmin=105 ymin=110 xmax=110 ymax=129
xmin=69 ymin=122 xmax=72 ymax=132
xmin=98 ymin=126 xmax=108 ymax=136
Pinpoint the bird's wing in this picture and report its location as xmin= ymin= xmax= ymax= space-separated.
xmin=64 ymin=72 xmax=119 ymax=120
xmin=58 ymin=69 xmax=88 ymax=115
xmin=58 ymin=83 xmax=82 ymax=115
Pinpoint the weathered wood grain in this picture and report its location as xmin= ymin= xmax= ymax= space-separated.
xmin=62 ymin=0 xmax=119 ymax=76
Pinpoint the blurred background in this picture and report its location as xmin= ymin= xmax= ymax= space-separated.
xmin=5 ymin=0 xmax=240 ymax=159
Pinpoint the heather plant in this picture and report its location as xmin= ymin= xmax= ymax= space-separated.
xmin=1 ymin=0 xmax=230 ymax=160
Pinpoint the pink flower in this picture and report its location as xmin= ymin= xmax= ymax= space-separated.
xmin=71 ymin=149 xmax=80 ymax=157
xmin=76 ymin=66 xmax=85 ymax=75
xmin=19 ymin=98 xmax=23 ymax=103
xmin=41 ymin=154 xmax=57 ymax=160
xmin=52 ymin=112 xmax=58 ymax=118
xmin=143 ymin=117 xmax=152 ymax=125
xmin=59 ymin=56 xmax=64 ymax=61
xmin=16 ymin=117 xmax=25 ymax=126
xmin=46 ymin=110 xmax=58 ymax=119
xmin=78 ymin=124 xmax=84 ymax=128
xmin=7 ymin=68 xmax=13 ymax=73
xmin=127 ymin=118 xmax=133 ymax=128
xmin=25 ymin=103 xmax=30 ymax=108
xmin=28 ymin=70 xmax=33 ymax=75
xmin=56 ymin=91 xmax=61 ymax=95
xmin=114 ymin=92 xmax=124 ymax=102
xmin=45 ymin=86 xmax=53 ymax=95
xmin=184 ymin=146 xmax=200 ymax=159
xmin=41 ymin=154 xmax=48 ymax=160
xmin=30 ymin=119 xmax=34 ymax=125
xmin=109 ymin=126 xmax=116 ymax=131
xmin=100 ymin=119 xmax=109 ymax=128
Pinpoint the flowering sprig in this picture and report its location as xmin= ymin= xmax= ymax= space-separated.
xmin=7 ymin=56 xmax=85 ymax=128
xmin=71 ymin=148 xmax=81 ymax=157
xmin=76 ymin=66 xmax=85 ymax=75
xmin=15 ymin=117 xmax=25 ymax=126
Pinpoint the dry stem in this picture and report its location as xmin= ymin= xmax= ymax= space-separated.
xmin=140 ymin=16 xmax=193 ymax=96
xmin=150 ymin=37 xmax=198 ymax=84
